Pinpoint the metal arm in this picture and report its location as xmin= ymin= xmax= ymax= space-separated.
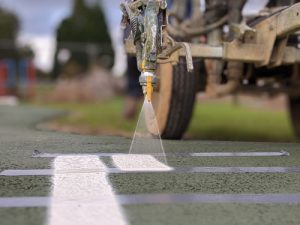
xmin=121 ymin=0 xmax=166 ymax=102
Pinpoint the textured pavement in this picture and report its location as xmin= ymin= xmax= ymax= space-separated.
xmin=0 ymin=105 xmax=300 ymax=225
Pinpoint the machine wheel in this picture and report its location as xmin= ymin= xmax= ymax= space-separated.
xmin=151 ymin=57 xmax=198 ymax=139
xmin=289 ymin=96 xmax=300 ymax=138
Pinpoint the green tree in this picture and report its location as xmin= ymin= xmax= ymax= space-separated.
xmin=0 ymin=7 xmax=19 ymax=40
xmin=53 ymin=0 xmax=113 ymax=78
xmin=0 ymin=7 xmax=19 ymax=59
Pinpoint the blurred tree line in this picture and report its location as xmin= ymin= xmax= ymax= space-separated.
xmin=0 ymin=7 xmax=33 ymax=59
xmin=53 ymin=0 xmax=113 ymax=79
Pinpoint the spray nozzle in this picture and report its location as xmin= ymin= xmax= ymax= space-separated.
xmin=139 ymin=71 xmax=157 ymax=102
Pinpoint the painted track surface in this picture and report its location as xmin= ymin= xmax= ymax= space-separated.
xmin=0 ymin=105 xmax=300 ymax=225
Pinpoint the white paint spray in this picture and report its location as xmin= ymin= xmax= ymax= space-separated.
xmin=129 ymin=100 xmax=168 ymax=164
xmin=47 ymin=155 xmax=128 ymax=225
xmin=112 ymin=154 xmax=173 ymax=172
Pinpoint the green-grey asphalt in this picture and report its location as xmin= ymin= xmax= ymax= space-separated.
xmin=0 ymin=105 xmax=300 ymax=225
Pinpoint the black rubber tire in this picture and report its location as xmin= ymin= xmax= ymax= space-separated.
xmin=162 ymin=58 xmax=197 ymax=139
xmin=289 ymin=96 xmax=300 ymax=138
xmin=152 ymin=57 xmax=199 ymax=140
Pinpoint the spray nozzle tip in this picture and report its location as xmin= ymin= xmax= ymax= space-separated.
xmin=140 ymin=71 xmax=156 ymax=103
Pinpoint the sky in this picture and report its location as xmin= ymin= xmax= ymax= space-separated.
xmin=0 ymin=0 xmax=268 ymax=73
xmin=0 ymin=0 xmax=73 ymax=72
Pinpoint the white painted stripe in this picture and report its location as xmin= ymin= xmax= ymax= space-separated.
xmin=190 ymin=151 xmax=290 ymax=157
xmin=47 ymin=155 xmax=128 ymax=225
xmin=0 ymin=197 xmax=49 ymax=208
xmin=2 ymin=194 xmax=300 ymax=208
xmin=112 ymin=154 xmax=173 ymax=172
xmin=2 ymin=167 xmax=300 ymax=176
xmin=31 ymin=151 xmax=289 ymax=158
xmin=1 ymin=169 xmax=53 ymax=176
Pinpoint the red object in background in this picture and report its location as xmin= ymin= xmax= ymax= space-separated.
xmin=27 ymin=60 xmax=36 ymax=97
xmin=0 ymin=62 xmax=8 ymax=96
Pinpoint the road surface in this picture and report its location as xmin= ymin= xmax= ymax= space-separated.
xmin=0 ymin=105 xmax=300 ymax=225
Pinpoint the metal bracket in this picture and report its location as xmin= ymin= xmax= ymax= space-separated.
xmin=124 ymin=2 xmax=300 ymax=70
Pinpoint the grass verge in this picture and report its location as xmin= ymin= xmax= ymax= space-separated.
xmin=37 ymin=97 xmax=297 ymax=142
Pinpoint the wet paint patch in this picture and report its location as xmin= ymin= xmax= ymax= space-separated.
xmin=112 ymin=154 xmax=173 ymax=172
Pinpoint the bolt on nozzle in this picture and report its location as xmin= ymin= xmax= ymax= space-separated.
xmin=139 ymin=71 xmax=157 ymax=102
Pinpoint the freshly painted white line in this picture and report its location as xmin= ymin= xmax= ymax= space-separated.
xmin=31 ymin=151 xmax=289 ymax=158
xmin=47 ymin=155 xmax=128 ymax=225
xmin=112 ymin=154 xmax=173 ymax=172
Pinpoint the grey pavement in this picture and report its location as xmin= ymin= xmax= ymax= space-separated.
xmin=0 ymin=105 xmax=300 ymax=225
